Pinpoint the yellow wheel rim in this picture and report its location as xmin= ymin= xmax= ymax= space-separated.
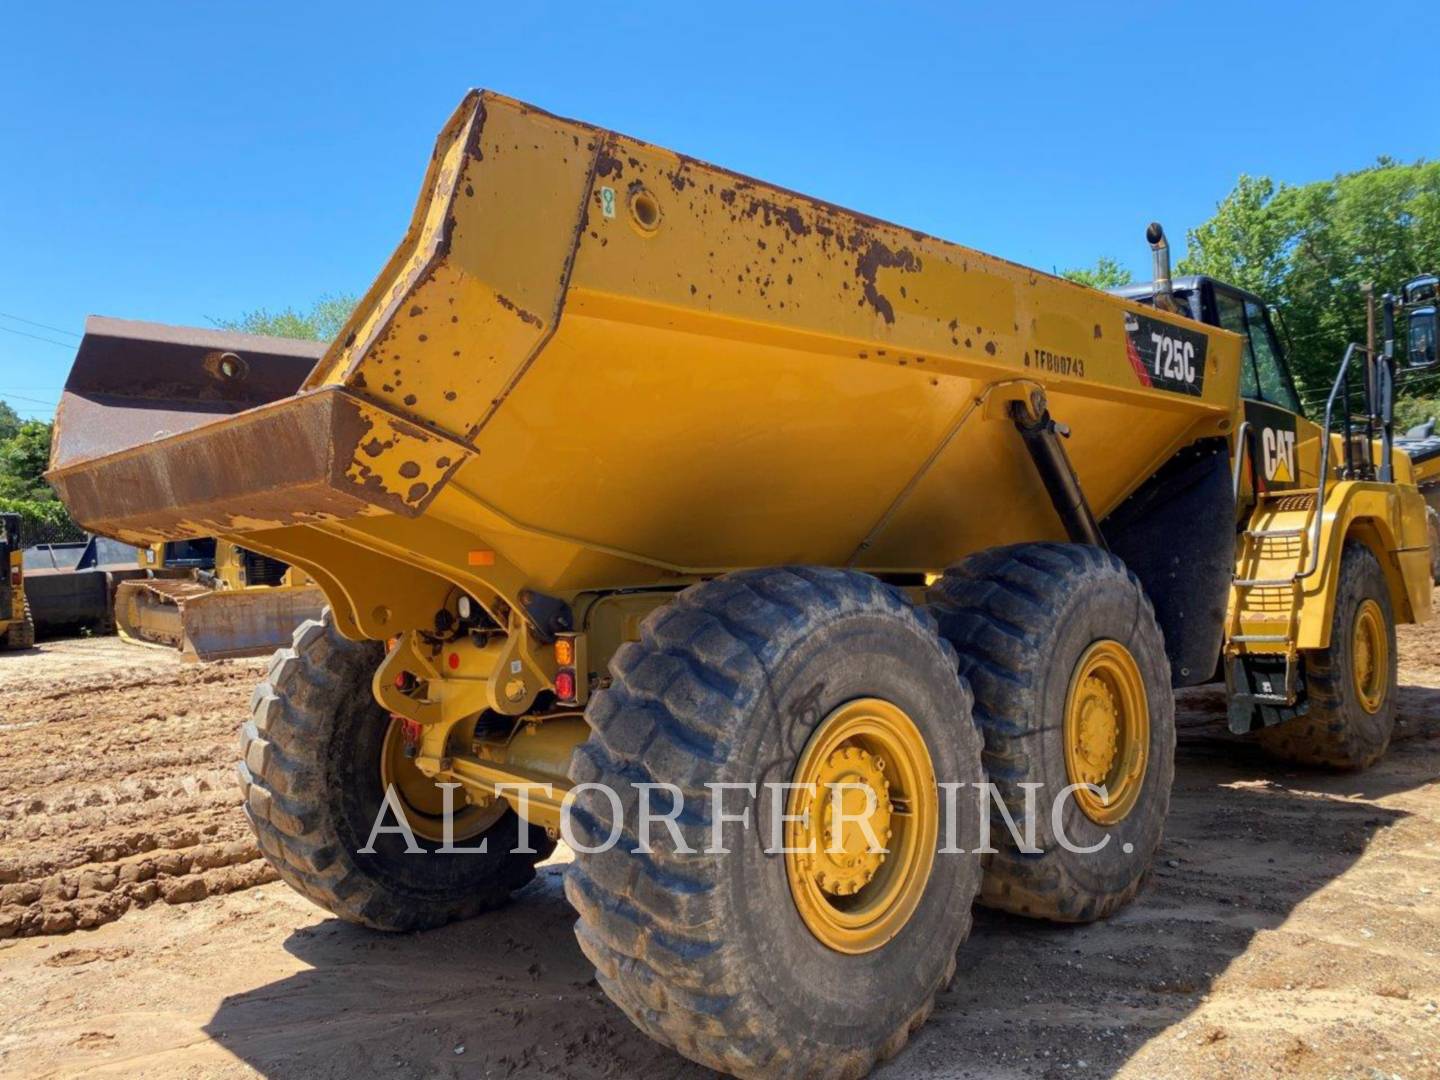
xmin=1351 ymin=598 xmax=1388 ymax=715
xmin=784 ymin=699 xmax=937 ymax=955
xmin=1063 ymin=641 xmax=1150 ymax=826
xmin=378 ymin=718 xmax=502 ymax=844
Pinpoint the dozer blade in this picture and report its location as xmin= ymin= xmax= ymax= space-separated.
xmin=115 ymin=579 xmax=326 ymax=661
xmin=178 ymin=586 xmax=327 ymax=661
xmin=115 ymin=578 xmax=212 ymax=651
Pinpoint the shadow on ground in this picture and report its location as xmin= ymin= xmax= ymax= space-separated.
xmin=205 ymin=685 xmax=1440 ymax=1079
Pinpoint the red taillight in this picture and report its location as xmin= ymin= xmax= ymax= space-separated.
xmin=447 ymin=652 xmax=460 ymax=670
xmin=554 ymin=669 xmax=577 ymax=703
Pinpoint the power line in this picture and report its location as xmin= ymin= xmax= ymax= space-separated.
xmin=0 ymin=311 xmax=79 ymax=339
xmin=0 ymin=391 xmax=60 ymax=407
xmin=0 ymin=323 xmax=75 ymax=349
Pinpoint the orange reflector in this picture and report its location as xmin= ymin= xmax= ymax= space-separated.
xmin=467 ymin=549 xmax=496 ymax=566
xmin=554 ymin=637 xmax=575 ymax=666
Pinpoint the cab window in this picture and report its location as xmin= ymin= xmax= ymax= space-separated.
xmin=1213 ymin=287 xmax=1302 ymax=414
xmin=1244 ymin=299 xmax=1303 ymax=414
xmin=163 ymin=538 xmax=217 ymax=568
xmin=1214 ymin=290 xmax=1260 ymax=400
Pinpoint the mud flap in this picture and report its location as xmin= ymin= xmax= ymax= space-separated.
xmin=1102 ymin=438 xmax=1235 ymax=687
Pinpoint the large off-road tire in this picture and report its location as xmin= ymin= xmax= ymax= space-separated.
xmin=1256 ymin=542 xmax=1397 ymax=770
xmin=566 ymin=567 xmax=985 ymax=1079
xmin=4 ymin=599 xmax=35 ymax=649
xmin=238 ymin=612 xmax=552 ymax=931
xmin=926 ymin=543 xmax=1174 ymax=923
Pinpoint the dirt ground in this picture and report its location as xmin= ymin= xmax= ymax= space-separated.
xmin=2 ymin=629 xmax=1439 ymax=1080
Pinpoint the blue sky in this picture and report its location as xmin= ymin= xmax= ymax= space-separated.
xmin=2 ymin=2 xmax=1436 ymax=420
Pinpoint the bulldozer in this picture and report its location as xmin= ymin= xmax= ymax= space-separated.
xmin=47 ymin=92 xmax=1433 ymax=1078
xmin=0 ymin=513 xmax=35 ymax=649
xmin=115 ymin=536 xmax=327 ymax=660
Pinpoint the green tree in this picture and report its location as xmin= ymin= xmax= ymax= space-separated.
xmin=0 ymin=406 xmax=78 ymax=541
xmin=1061 ymin=256 xmax=1133 ymax=290
xmin=1179 ymin=161 xmax=1440 ymax=398
xmin=214 ymin=293 xmax=358 ymax=342
xmin=0 ymin=494 xmax=76 ymax=536
xmin=0 ymin=400 xmax=20 ymax=443
xmin=0 ymin=420 xmax=56 ymax=501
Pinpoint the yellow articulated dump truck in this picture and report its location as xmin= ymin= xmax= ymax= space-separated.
xmin=47 ymin=92 xmax=1432 ymax=1078
xmin=116 ymin=537 xmax=327 ymax=661
xmin=1 ymin=513 xmax=35 ymax=649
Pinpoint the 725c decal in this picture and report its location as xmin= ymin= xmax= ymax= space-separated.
xmin=1123 ymin=311 xmax=1208 ymax=396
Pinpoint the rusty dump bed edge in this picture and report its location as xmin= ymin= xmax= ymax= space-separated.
xmin=48 ymin=318 xmax=377 ymax=543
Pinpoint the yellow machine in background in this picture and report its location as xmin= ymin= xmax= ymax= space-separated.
xmin=1395 ymin=421 xmax=1440 ymax=581
xmin=116 ymin=537 xmax=326 ymax=661
xmin=0 ymin=513 xmax=35 ymax=649
xmin=47 ymin=92 xmax=1434 ymax=1079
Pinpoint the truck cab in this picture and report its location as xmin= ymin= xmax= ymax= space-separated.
xmin=1112 ymin=275 xmax=1303 ymax=402
xmin=1112 ymin=273 xmax=1431 ymax=735
xmin=1113 ymin=275 xmax=1324 ymax=518
xmin=1402 ymin=273 xmax=1437 ymax=370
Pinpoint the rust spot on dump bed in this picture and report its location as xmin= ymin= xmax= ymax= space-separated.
xmin=495 ymin=293 xmax=543 ymax=327
xmin=743 ymin=198 xmax=810 ymax=238
xmin=852 ymin=234 xmax=920 ymax=325
xmin=596 ymin=148 xmax=624 ymax=179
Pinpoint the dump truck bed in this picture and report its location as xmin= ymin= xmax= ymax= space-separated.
xmin=49 ymin=91 xmax=1242 ymax=633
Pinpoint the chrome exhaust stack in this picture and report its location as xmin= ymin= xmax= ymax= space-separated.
xmin=1146 ymin=222 xmax=1177 ymax=312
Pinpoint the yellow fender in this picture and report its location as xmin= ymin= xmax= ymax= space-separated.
xmin=1295 ymin=480 xmax=1432 ymax=650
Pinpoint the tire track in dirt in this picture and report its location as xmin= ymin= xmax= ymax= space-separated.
xmin=1 ymin=630 xmax=1439 ymax=1077
xmin=0 ymin=639 xmax=275 ymax=939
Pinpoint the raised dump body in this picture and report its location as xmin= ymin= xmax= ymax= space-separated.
xmin=51 ymin=91 xmax=1241 ymax=646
